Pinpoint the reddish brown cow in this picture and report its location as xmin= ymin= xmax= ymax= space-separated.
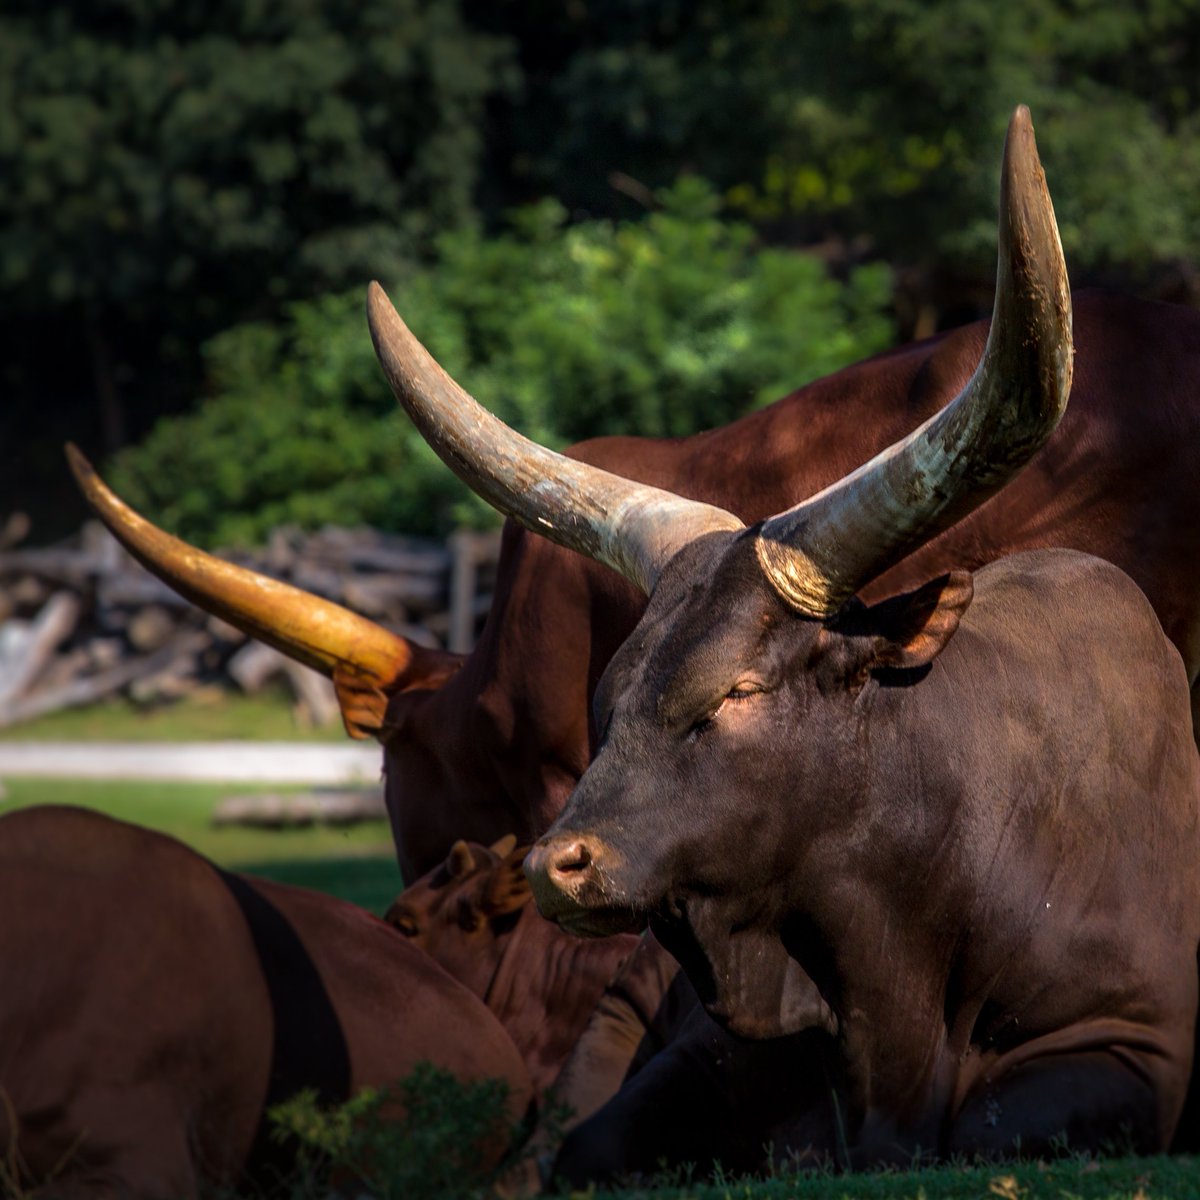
xmin=383 ymin=836 xmax=637 ymax=1096
xmin=0 ymin=806 xmax=531 ymax=1199
xmin=69 ymin=108 xmax=1200 ymax=878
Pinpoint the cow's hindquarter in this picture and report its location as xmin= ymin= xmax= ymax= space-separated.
xmin=0 ymin=807 xmax=271 ymax=1197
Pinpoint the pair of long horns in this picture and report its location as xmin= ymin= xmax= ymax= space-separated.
xmin=368 ymin=106 xmax=1072 ymax=615
xmin=70 ymin=107 xmax=1069 ymax=705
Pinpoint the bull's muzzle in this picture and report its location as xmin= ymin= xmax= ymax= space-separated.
xmin=524 ymin=835 xmax=642 ymax=937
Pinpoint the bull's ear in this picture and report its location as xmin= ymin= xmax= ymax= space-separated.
xmin=483 ymin=845 xmax=533 ymax=916
xmin=447 ymin=839 xmax=477 ymax=878
xmin=861 ymin=570 xmax=974 ymax=672
xmin=488 ymin=833 xmax=518 ymax=859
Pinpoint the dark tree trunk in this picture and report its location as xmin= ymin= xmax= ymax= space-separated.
xmin=85 ymin=306 xmax=125 ymax=453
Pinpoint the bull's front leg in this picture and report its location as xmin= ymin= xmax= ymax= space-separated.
xmin=948 ymin=1028 xmax=1187 ymax=1159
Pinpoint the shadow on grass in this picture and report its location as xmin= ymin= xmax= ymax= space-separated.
xmin=236 ymin=855 xmax=404 ymax=915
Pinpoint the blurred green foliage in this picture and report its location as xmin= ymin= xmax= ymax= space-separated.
xmin=4 ymin=0 xmax=1198 ymax=538
xmin=110 ymin=180 xmax=892 ymax=543
xmin=486 ymin=0 xmax=1200 ymax=279
xmin=0 ymin=0 xmax=509 ymax=318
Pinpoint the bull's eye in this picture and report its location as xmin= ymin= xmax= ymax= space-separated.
xmin=390 ymin=912 xmax=420 ymax=937
xmin=688 ymin=681 xmax=764 ymax=740
xmin=687 ymin=680 xmax=765 ymax=740
xmin=726 ymin=681 xmax=763 ymax=700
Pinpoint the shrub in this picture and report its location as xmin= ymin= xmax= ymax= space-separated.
xmin=264 ymin=1063 xmax=519 ymax=1200
xmin=112 ymin=179 xmax=893 ymax=545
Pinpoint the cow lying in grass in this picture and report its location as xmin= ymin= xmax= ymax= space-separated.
xmin=384 ymin=834 xmax=638 ymax=1097
xmin=0 ymin=806 xmax=531 ymax=1199
xmin=528 ymin=545 xmax=1200 ymax=1165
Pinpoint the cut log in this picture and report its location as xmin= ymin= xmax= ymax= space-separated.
xmin=0 ymin=512 xmax=30 ymax=551
xmin=126 ymin=604 xmax=178 ymax=652
xmin=228 ymin=641 xmax=285 ymax=694
xmin=227 ymin=641 xmax=340 ymax=727
xmin=212 ymin=788 xmax=387 ymax=828
xmin=0 ymin=592 xmax=82 ymax=705
xmin=0 ymin=631 xmax=209 ymax=727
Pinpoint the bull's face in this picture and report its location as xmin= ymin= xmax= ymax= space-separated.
xmin=385 ymin=834 xmax=529 ymax=999
xmin=524 ymin=532 xmax=972 ymax=1033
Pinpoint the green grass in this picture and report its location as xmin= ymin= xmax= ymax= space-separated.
xmin=0 ymin=777 xmax=402 ymax=913
xmin=591 ymin=1155 xmax=1199 ymax=1199
xmin=0 ymin=688 xmax=346 ymax=742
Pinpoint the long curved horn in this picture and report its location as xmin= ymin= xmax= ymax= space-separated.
xmin=755 ymin=106 xmax=1073 ymax=616
xmin=366 ymin=286 xmax=743 ymax=596
xmin=66 ymin=446 xmax=460 ymax=736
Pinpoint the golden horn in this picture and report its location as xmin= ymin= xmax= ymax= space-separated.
xmin=66 ymin=445 xmax=459 ymax=733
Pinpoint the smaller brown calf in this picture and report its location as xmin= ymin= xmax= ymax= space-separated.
xmin=0 ymin=806 xmax=531 ymax=1199
xmin=385 ymin=837 xmax=638 ymax=1095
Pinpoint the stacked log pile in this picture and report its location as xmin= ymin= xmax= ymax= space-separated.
xmin=0 ymin=517 xmax=499 ymax=730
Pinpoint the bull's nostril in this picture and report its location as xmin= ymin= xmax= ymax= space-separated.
xmin=552 ymin=841 xmax=593 ymax=875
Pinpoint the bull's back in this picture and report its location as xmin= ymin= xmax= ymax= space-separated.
xmin=571 ymin=291 xmax=1200 ymax=663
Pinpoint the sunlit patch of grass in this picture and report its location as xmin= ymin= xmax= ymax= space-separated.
xmin=0 ymin=778 xmax=401 ymax=913
xmin=0 ymin=688 xmax=346 ymax=742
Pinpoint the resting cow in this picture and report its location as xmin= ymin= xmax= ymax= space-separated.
xmin=530 ymin=547 xmax=1200 ymax=1162
xmin=0 ymin=806 xmax=531 ymax=1199
xmin=309 ymin=105 xmax=1200 ymax=1161
xmin=68 ymin=107 xmax=1200 ymax=880
xmin=384 ymin=835 xmax=637 ymax=1096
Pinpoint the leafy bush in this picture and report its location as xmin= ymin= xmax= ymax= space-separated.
xmin=112 ymin=180 xmax=893 ymax=544
xmin=264 ymin=1064 xmax=519 ymax=1200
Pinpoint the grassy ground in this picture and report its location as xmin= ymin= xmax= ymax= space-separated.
xmin=591 ymin=1155 xmax=1198 ymax=1198
xmin=0 ymin=776 xmax=402 ymax=913
xmin=0 ymin=688 xmax=345 ymax=742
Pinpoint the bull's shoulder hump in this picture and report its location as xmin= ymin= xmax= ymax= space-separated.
xmin=974 ymin=547 xmax=1143 ymax=603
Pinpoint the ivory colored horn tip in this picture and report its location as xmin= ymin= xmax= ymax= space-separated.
xmin=1003 ymin=106 xmax=1042 ymax=177
xmin=366 ymin=280 xmax=397 ymax=329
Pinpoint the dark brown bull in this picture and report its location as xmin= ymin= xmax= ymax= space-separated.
xmin=69 ymin=107 xmax=1200 ymax=880
xmin=294 ymin=109 xmax=1200 ymax=1161
xmin=0 ymin=806 xmax=531 ymax=1199
xmin=527 ymin=546 xmax=1200 ymax=1162
xmin=383 ymin=836 xmax=637 ymax=1097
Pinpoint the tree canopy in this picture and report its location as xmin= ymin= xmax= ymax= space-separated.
xmin=2 ymin=0 xmax=1197 ymax=539
xmin=110 ymin=182 xmax=892 ymax=543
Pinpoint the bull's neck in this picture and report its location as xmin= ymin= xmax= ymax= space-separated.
xmin=483 ymin=906 xmax=636 ymax=1094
